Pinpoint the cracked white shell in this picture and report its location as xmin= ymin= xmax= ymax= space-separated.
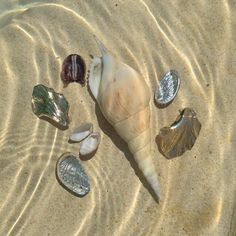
xmin=69 ymin=123 xmax=93 ymax=142
xmin=79 ymin=132 xmax=101 ymax=155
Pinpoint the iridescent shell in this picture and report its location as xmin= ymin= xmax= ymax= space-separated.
xmin=56 ymin=153 xmax=90 ymax=196
xmin=31 ymin=84 xmax=70 ymax=129
xmin=61 ymin=54 xmax=86 ymax=86
xmin=155 ymin=70 xmax=180 ymax=107
xmin=156 ymin=108 xmax=201 ymax=159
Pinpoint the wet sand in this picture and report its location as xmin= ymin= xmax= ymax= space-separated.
xmin=0 ymin=1 xmax=235 ymax=235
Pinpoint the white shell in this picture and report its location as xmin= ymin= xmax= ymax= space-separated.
xmin=79 ymin=132 xmax=101 ymax=155
xmin=88 ymin=57 xmax=102 ymax=99
xmin=69 ymin=123 xmax=93 ymax=142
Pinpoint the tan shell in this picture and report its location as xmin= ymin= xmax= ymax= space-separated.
xmin=156 ymin=108 xmax=201 ymax=159
xmin=88 ymin=38 xmax=160 ymax=201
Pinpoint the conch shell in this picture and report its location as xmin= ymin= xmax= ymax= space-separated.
xmin=88 ymin=38 xmax=160 ymax=201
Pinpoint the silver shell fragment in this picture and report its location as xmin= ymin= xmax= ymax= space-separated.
xmin=69 ymin=123 xmax=93 ymax=142
xmin=56 ymin=153 xmax=90 ymax=196
xmin=155 ymin=70 xmax=180 ymax=107
xmin=156 ymin=108 xmax=201 ymax=159
xmin=80 ymin=132 xmax=101 ymax=156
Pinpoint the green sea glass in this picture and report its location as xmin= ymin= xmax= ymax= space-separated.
xmin=32 ymin=84 xmax=70 ymax=129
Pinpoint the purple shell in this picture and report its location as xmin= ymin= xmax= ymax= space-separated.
xmin=61 ymin=54 xmax=86 ymax=86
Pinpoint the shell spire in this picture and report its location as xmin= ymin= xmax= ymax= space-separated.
xmin=89 ymin=37 xmax=160 ymax=201
xmin=93 ymin=35 xmax=107 ymax=56
xmin=133 ymin=145 xmax=161 ymax=200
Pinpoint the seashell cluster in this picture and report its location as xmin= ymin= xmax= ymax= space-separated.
xmin=61 ymin=54 xmax=86 ymax=87
xmin=155 ymin=70 xmax=180 ymax=108
xmin=69 ymin=123 xmax=101 ymax=156
xmin=31 ymin=35 xmax=202 ymax=202
xmin=56 ymin=153 xmax=90 ymax=196
xmin=156 ymin=108 xmax=201 ymax=159
xmin=31 ymin=84 xmax=70 ymax=129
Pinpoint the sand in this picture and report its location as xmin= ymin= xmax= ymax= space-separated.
xmin=0 ymin=0 xmax=235 ymax=235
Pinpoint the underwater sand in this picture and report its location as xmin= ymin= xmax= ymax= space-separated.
xmin=0 ymin=0 xmax=235 ymax=235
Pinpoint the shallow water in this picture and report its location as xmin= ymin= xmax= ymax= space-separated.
xmin=0 ymin=1 xmax=235 ymax=235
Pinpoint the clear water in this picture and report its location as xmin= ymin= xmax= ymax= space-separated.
xmin=0 ymin=1 xmax=235 ymax=235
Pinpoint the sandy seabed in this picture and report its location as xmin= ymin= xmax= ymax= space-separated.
xmin=0 ymin=1 xmax=235 ymax=235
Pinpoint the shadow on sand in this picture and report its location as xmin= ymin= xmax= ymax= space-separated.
xmin=94 ymin=103 xmax=159 ymax=203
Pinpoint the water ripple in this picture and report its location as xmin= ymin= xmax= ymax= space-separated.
xmin=0 ymin=0 xmax=235 ymax=235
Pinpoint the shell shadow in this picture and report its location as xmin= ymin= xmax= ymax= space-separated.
xmin=39 ymin=116 xmax=68 ymax=131
xmin=68 ymin=139 xmax=79 ymax=144
xmin=67 ymin=141 xmax=98 ymax=161
xmin=79 ymin=149 xmax=98 ymax=161
xmin=94 ymin=103 xmax=159 ymax=203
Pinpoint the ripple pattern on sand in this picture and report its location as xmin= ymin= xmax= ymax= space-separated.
xmin=0 ymin=1 xmax=235 ymax=236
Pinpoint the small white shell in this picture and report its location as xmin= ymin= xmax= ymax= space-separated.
xmin=69 ymin=123 xmax=93 ymax=142
xmin=79 ymin=132 xmax=101 ymax=155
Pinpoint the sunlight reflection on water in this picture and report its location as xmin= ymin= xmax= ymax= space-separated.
xmin=0 ymin=1 xmax=235 ymax=235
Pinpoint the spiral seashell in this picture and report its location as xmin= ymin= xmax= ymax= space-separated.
xmin=88 ymin=37 xmax=160 ymax=201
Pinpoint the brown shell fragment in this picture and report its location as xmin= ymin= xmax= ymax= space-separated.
xmin=156 ymin=108 xmax=201 ymax=159
xmin=61 ymin=54 xmax=86 ymax=86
